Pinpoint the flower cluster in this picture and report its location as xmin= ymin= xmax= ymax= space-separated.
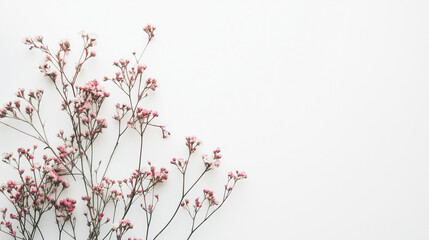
xmin=0 ymin=209 xmax=16 ymax=237
xmin=0 ymin=147 xmax=71 ymax=239
xmin=143 ymin=24 xmax=156 ymax=42
xmin=186 ymin=136 xmax=202 ymax=153
xmin=73 ymin=80 xmax=109 ymax=136
xmin=113 ymin=219 xmax=134 ymax=239
xmin=170 ymin=157 xmax=188 ymax=174
xmin=104 ymin=43 xmax=167 ymax=140
xmin=55 ymin=198 xmax=77 ymax=221
xmin=25 ymin=32 xmax=97 ymax=87
xmin=203 ymin=189 xmax=219 ymax=206
xmin=105 ymin=60 xmax=157 ymax=98
xmin=0 ymin=89 xmax=44 ymax=123
xmin=113 ymin=103 xmax=132 ymax=121
xmin=148 ymin=164 xmax=169 ymax=184
xmin=201 ymin=147 xmax=222 ymax=170
xmin=228 ymin=170 xmax=248 ymax=182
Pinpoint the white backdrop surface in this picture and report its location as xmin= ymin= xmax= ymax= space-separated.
xmin=0 ymin=0 xmax=429 ymax=239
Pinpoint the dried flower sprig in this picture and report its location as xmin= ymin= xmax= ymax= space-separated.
xmin=0 ymin=25 xmax=246 ymax=240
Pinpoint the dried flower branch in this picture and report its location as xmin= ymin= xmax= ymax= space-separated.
xmin=0 ymin=25 xmax=246 ymax=240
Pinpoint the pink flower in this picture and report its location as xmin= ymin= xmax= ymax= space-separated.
xmin=143 ymin=24 xmax=156 ymax=41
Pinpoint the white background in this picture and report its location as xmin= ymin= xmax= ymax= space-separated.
xmin=0 ymin=0 xmax=429 ymax=239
